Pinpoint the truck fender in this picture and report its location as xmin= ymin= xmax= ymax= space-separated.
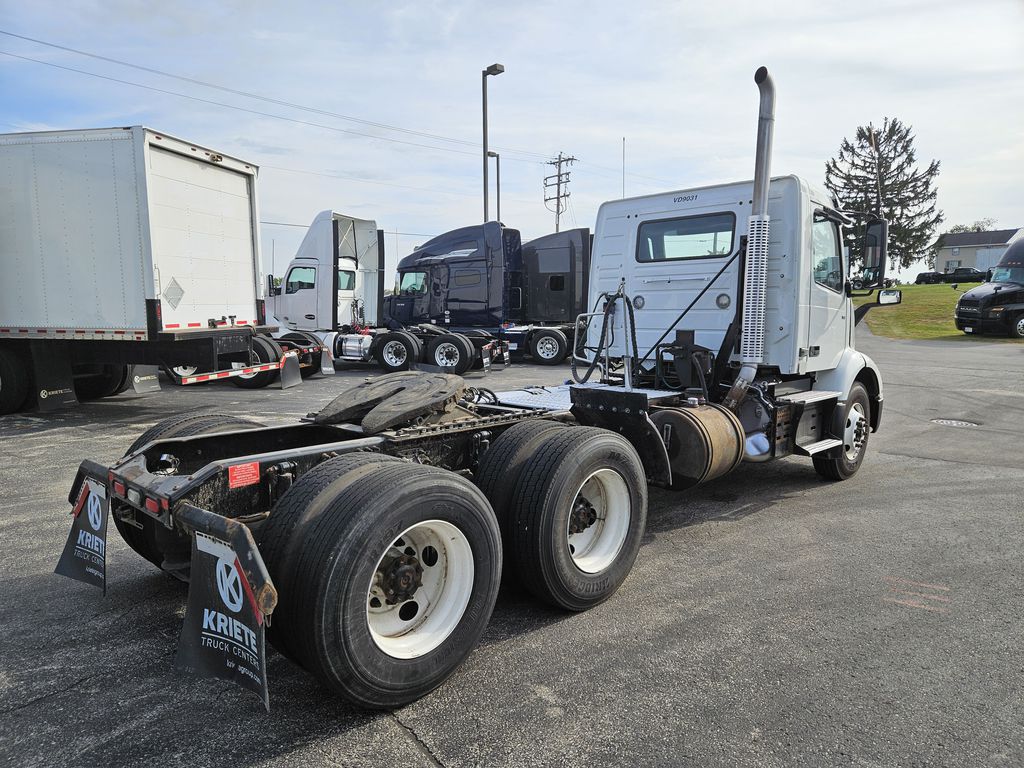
xmin=812 ymin=348 xmax=884 ymax=432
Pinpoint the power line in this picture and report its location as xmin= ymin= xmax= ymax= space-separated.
xmin=262 ymin=163 xmax=537 ymax=205
xmin=0 ymin=30 xmax=680 ymax=189
xmin=0 ymin=49 xmax=551 ymax=165
xmin=0 ymin=29 xmax=549 ymax=162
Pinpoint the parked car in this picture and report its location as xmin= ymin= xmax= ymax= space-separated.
xmin=915 ymin=272 xmax=943 ymax=284
xmin=942 ymin=267 xmax=986 ymax=283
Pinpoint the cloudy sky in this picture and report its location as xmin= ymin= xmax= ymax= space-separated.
xmin=2 ymin=0 xmax=1021 ymax=280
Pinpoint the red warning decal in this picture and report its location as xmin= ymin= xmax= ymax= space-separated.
xmin=228 ymin=461 xmax=261 ymax=489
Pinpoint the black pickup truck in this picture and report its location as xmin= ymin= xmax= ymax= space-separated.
xmin=943 ymin=267 xmax=987 ymax=283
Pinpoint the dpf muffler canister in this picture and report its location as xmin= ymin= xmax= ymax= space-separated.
xmin=651 ymin=404 xmax=745 ymax=490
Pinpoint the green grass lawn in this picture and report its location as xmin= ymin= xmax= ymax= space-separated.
xmin=853 ymin=283 xmax=1018 ymax=342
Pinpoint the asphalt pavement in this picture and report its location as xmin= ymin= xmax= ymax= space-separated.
xmin=1 ymin=333 xmax=1022 ymax=767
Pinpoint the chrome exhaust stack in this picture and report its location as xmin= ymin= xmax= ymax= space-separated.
xmin=723 ymin=66 xmax=775 ymax=411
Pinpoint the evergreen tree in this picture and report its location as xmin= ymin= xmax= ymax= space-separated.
xmin=825 ymin=118 xmax=944 ymax=271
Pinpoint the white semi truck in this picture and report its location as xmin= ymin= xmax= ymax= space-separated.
xmin=266 ymin=211 xmax=507 ymax=374
xmin=56 ymin=68 xmax=901 ymax=710
xmin=0 ymin=127 xmax=325 ymax=415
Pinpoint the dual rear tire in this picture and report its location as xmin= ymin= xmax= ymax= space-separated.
xmin=475 ymin=422 xmax=648 ymax=611
xmin=258 ymin=454 xmax=502 ymax=709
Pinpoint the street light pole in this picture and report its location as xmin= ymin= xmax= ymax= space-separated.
xmin=487 ymin=151 xmax=501 ymax=222
xmin=482 ymin=63 xmax=504 ymax=222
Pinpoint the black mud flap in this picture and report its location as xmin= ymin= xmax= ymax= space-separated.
xmin=54 ymin=479 xmax=109 ymax=593
xmin=175 ymin=532 xmax=270 ymax=711
xmin=30 ymin=340 xmax=78 ymax=412
xmin=130 ymin=365 xmax=162 ymax=394
xmin=279 ymin=352 xmax=301 ymax=389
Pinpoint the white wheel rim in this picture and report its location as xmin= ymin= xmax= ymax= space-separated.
xmin=844 ymin=403 xmax=868 ymax=461
xmin=433 ymin=342 xmax=461 ymax=367
xmin=566 ymin=468 xmax=630 ymax=573
xmin=536 ymin=336 xmax=560 ymax=360
xmin=366 ymin=519 xmax=474 ymax=659
xmin=232 ymin=361 xmax=257 ymax=380
xmin=1016 ymin=317 xmax=1024 ymax=336
xmin=172 ymin=365 xmax=198 ymax=377
xmin=382 ymin=340 xmax=408 ymax=367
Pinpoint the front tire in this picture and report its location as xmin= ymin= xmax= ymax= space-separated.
xmin=273 ymin=460 xmax=502 ymax=708
xmin=813 ymin=382 xmax=871 ymax=481
xmin=510 ymin=427 xmax=647 ymax=611
xmin=1011 ymin=314 xmax=1024 ymax=339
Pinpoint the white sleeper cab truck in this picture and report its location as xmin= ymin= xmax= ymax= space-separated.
xmin=55 ymin=68 xmax=900 ymax=711
xmin=0 ymin=127 xmax=326 ymax=415
xmin=266 ymin=211 xmax=506 ymax=374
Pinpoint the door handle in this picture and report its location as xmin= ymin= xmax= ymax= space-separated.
xmin=304 ymin=314 xmax=316 ymax=320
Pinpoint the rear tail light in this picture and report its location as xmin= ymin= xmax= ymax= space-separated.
xmin=144 ymin=497 xmax=160 ymax=513
xmin=113 ymin=481 xmax=126 ymax=497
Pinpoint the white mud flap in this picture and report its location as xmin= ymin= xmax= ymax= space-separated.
xmin=319 ymin=345 xmax=335 ymax=375
xmin=279 ymin=352 xmax=301 ymax=389
xmin=54 ymin=479 xmax=109 ymax=593
xmin=174 ymin=533 xmax=270 ymax=710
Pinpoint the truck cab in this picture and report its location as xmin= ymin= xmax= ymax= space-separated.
xmin=267 ymin=211 xmax=384 ymax=332
xmin=954 ymin=240 xmax=1024 ymax=337
xmin=590 ymin=175 xmax=863 ymax=376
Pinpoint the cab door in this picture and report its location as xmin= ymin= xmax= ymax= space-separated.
xmin=280 ymin=265 xmax=318 ymax=331
xmin=805 ymin=214 xmax=848 ymax=371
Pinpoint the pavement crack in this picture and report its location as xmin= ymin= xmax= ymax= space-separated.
xmin=392 ymin=712 xmax=445 ymax=767
xmin=0 ymin=674 xmax=97 ymax=716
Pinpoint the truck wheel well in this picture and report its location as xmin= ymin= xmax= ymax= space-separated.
xmin=855 ymin=367 xmax=881 ymax=431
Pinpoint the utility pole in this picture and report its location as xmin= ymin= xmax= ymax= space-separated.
xmin=544 ymin=152 xmax=576 ymax=232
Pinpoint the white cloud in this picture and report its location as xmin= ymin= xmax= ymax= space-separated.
xmin=1 ymin=0 xmax=1021 ymax=281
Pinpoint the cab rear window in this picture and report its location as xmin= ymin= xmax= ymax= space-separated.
xmin=636 ymin=212 xmax=735 ymax=262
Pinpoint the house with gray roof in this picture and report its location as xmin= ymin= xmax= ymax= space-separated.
xmin=933 ymin=227 xmax=1022 ymax=274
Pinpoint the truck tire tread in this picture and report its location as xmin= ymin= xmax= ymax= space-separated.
xmin=510 ymin=426 xmax=647 ymax=611
xmin=257 ymin=452 xmax=402 ymax=661
xmin=282 ymin=462 xmax=501 ymax=708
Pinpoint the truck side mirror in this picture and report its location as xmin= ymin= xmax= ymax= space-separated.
xmin=267 ymin=275 xmax=280 ymax=297
xmin=860 ymin=218 xmax=888 ymax=289
xmin=878 ymin=289 xmax=902 ymax=305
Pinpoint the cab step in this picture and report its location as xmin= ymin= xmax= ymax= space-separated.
xmin=793 ymin=438 xmax=843 ymax=456
xmin=777 ymin=390 xmax=842 ymax=405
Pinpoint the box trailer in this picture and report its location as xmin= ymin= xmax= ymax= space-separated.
xmin=0 ymin=127 xmax=322 ymax=414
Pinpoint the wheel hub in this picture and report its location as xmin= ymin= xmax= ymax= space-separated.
xmin=376 ymin=553 xmax=423 ymax=605
xmin=844 ymin=405 xmax=868 ymax=460
xmin=568 ymin=496 xmax=598 ymax=535
xmin=537 ymin=337 xmax=558 ymax=358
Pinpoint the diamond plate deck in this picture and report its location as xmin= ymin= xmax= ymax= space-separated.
xmin=495 ymin=383 xmax=680 ymax=411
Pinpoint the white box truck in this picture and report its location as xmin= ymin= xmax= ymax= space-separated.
xmin=0 ymin=127 xmax=322 ymax=414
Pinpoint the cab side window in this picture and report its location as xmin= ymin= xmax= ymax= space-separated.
xmin=812 ymin=219 xmax=843 ymax=293
xmin=285 ymin=266 xmax=316 ymax=294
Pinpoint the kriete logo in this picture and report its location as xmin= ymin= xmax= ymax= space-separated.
xmin=87 ymin=492 xmax=103 ymax=532
xmin=216 ymin=558 xmax=244 ymax=613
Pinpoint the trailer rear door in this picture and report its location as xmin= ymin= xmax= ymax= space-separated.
xmin=147 ymin=146 xmax=258 ymax=329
